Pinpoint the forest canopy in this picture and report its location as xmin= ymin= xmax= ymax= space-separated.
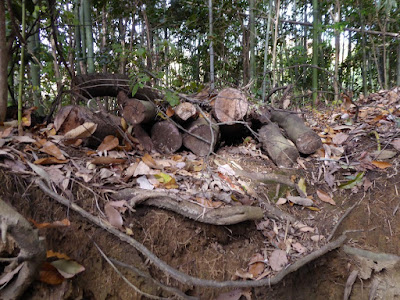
xmin=0 ymin=0 xmax=400 ymax=122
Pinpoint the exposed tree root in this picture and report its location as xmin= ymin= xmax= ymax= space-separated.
xmin=115 ymin=188 xmax=263 ymax=225
xmin=37 ymin=179 xmax=347 ymax=290
xmin=0 ymin=199 xmax=46 ymax=300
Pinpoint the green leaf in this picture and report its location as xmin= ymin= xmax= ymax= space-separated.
xmin=154 ymin=172 xmax=173 ymax=183
xmin=165 ymin=91 xmax=180 ymax=107
xmin=131 ymin=83 xmax=139 ymax=97
xmin=339 ymin=172 xmax=365 ymax=189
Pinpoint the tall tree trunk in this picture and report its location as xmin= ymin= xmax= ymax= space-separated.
xmin=18 ymin=0 xmax=27 ymax=134
xmin=262 ymin=0 xmax=272 ymax=101
xmin=74 ymin=0 xmax=82 ymax=75
xmin=118 ymin=17 xmax=126 ymax=74
xmin=208 ymin=0 xmax=214 ymax=89
xmin=359 ymin=8 xmax=367 ymax=96
xmin=28 ymin=25 xmax=42 ymax=115
xmin=79 ymin=0 xmax=87 ymax=74
xmin=101 ymin=6 xmax=107 ymax=73
xmin=242 ymin=23 xmax=249 ymax=85
xmin=312 ymin=0 xmax=319 ymax=104
xmin=83 ymin=0 xmax=94 ymax=74
xmin=303 ymin=4 xmax=307 ymax=86
xmin=371 ymin=38 xmax=383 ymax=89
xmin=249 ymin=0 xmax=255 ymax=85
xmin=397 ymin=42 xmax=400 ymax=86
xmin=0 ymin=0 xmax=7 ymax=122
xmin=142 ymin=7 xmax=153 ymax=72
xmin=332 ymin=0 xmax=340 ymax=102
xmin=50 ymin=33 xmax=62 ymax=90
xmin=271 ymin=0 xmax=280 ymax=89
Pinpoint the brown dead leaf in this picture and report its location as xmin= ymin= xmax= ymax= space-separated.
xmin=47 ymin=250 xmax=71 ymax=260
xmin=63 ymin=138 xmax=83 ymax=147
xmin=30 ymin=218 xmax=71 ymax=229
xmin=371 ymin=161 xmax=392 ymax=169
xmin=269 ymin=249 xmax=288 ymax=271
xmin=248 ymin=262 xmax=265 ymax=279
xmin=234 ymin=269 xmax=254 ymax=280
xmin=248 ymin=253 xmax=265 ymax=278
xmin=40 ymin=141 xmax=66 ymax=160
xmin=104 ymin=202 xmax=123 ymax=229
xmin=195 ymin=197 xmax=223 ymax=208
xmin=90 ymin=157 xmax=126 ymax=165
xmin=292 ymin=242 xmax=307 ymax=254
xmin=97 ymin=135 xmax=119 ymax=152
xmin=64 ymin=122 xmax=97 ymax=139
xmin=332 ymin=132 xmax=349 ymax=145
xmin=390 ymin=139 xmax=400 ymax=151
xmin=39 ymin=262 xmax=65 ymax=285
xmin=316 ymin=189 xmax=336 ymax=205
xmin=0 ymin=126 xmax=13 ymax=138
xmin=34 ymin=157 xmax=69 ymax=165
xmin=142 ymin=153 xmax=159 ymax=168
xmin=166 ymin=106 xmax=175 ymax=117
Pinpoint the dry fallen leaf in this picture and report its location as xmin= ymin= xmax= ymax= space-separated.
xmin=64 ymin=122 xmax=97 ymax=139
xmin=269 ymin=249 xmax=288 ymax=272
xmin=332 ymin=132 xmax=349 ymax=145
xmin=90 ymin=157 xmax=126 ymax=165
xmin=292 ymin=242 xmax=307 ymax=254
xmin=40 ymin=141 xmax=66 ymax=160
xmin=97 ymin=135 xmax=119 ymax=152
xmin=104 ymin=202 xmax=123 ymax=229
xmin=316 ymin=189 xmax=336 ymax=205
xmin=30 ymin=218 xmax=71 ymax=229
xmin=287 ymin=196 xmax=314 ymax=207
xmin=371 ymin=160 xmax=391 ymax=169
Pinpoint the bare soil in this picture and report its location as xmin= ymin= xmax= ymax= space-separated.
xmin=1 ymin=147 xmax=399 ymax=299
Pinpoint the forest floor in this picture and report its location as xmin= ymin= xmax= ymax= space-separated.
xmin=1 ymin=88 xmax=400 ymax=300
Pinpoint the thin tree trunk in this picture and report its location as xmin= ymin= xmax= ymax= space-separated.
xmin=18 ymin=0 xmax=27 ymax=134
xmin=332 ymin=0 xmax=340 ymax=102
xmin=249 ymin=0 xmax=255 ymax=84
xmin=397 ymin=42 xmax=400 ymax=86
xmin=271 ymin=0 xmax=280 ymax=89
xmin=50 ymin=33 xmax=62 ymax=90
xmin=262 ymin=0 xmax=272 ymax=101
xmin=74 ymin=0 xmax=82 ymax=75
xmin=79 ymin=0 xmax=87 ymax=74
xmin=119 ymin=17 xmax=127 ymax=74
xmin=208 ymin=0 xmax=214 ymax=90
xmin=0 ymin=0 xmax=8 ymax=122
xmin=83 ymin=0 xmax=94 ymax=74
xmin=101 ymin=6 xmax=107 ymax=73
xmin=142 ymin=8 xmax=153 ymax=72
xmin=312 ymin=0 xmax=319 ymax=104
xmin=28 ymin=24 xmax=42 ymax=115
xmin=371 ymin=38 xmax=383 ymax=89
xmin=303 ymin=5 xmax=307 ymax=86
xmin=359 ymin=10 xmax=367 ymax=96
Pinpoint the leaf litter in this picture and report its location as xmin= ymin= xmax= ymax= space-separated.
xmin=1 ymin=87 xmax=400 ymax=298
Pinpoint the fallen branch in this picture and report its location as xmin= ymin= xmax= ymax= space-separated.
xmin=37 ymin=179 xmax=346 ymax=289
